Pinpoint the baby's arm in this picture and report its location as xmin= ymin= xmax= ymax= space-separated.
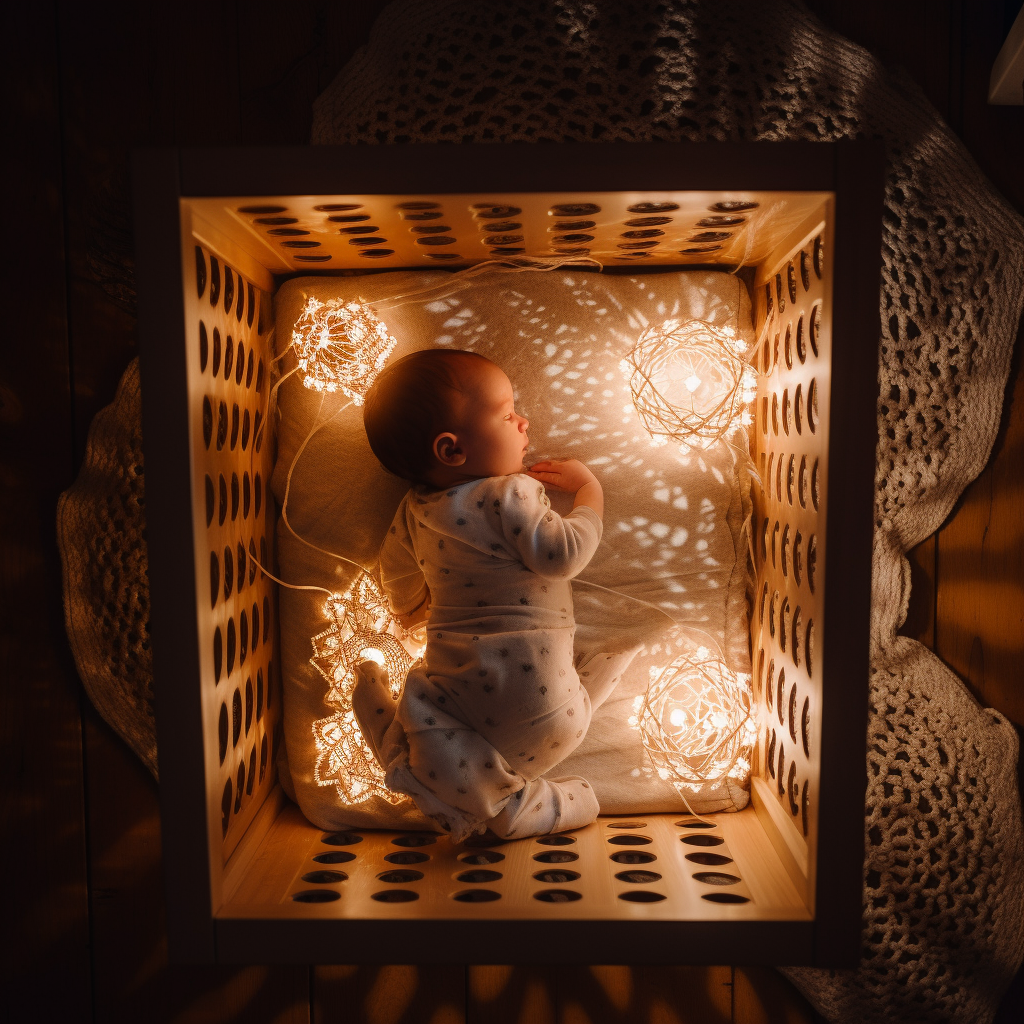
xmin=496 ymin=468 xmax=603 ymax=580
xmin=526 ymin=459 xmax=604 ymax=520
xmin=379 ymin=507 xmax=430 ymax=627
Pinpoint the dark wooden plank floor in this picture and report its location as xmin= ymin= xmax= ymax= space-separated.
xmin=5 ymin=2 xmax=1022 ymax=1021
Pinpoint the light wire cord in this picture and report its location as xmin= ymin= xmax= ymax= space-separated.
xmin=250 ymin=266 xmax=766 ymax=821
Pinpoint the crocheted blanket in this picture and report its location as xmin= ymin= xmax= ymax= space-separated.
xmin=58 ymin=1 xmax=1023 ymax=1020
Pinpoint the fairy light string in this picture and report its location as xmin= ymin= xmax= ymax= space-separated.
xmin=623 ymin=318 xmax=757 ymax=452
xmin=290 ymin=256 xmax=604 ymax=398
xmin=250 ymin=263 xmax=762 ymax=807
xmin=637 ymin=647 xmax=756 ymax=793
xmin=292 ymin=299 xmax=398 ymax=401
xmin=309 ymin=572 xmax=413 ymax=804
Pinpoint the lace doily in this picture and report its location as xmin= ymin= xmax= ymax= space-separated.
xmin=58 ymin=0 xmax=1024 ymax=1018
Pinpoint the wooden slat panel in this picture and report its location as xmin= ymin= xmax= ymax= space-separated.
xmin=166 ymin=1 xmax=242 ymax=146
xmin=85 ymin=705 xmax=310 ymax=1023
xmin=468 ymin=966 xmax=734 ymax=1024
xmin=576 ymin=966 xmax=731 ymax=1024
xmin=56 ymin=0 xmax=171 ymax=460
xmin=732 ymin=967 xmax=817 ymax=1024
xmin=936 ymin=335 xmax=1024 ymax=726
xmin=468 ymin=967 xmax=557 ymax=1024
xmin=902 ymin=535 xmax=937 ymax=648
xmin=956 ymin=0 xmax=1024 ymax=214
xmin=315 ymin=965 xmax=466 ymax=1024
xmin=54 ymin=0 xmax=308 ymax=1012
xmin=4 ymin=3 xmax=92 ymax=1020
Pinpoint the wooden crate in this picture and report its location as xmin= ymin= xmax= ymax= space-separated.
xmin=132 ymin=141 xmax=882 ymax=966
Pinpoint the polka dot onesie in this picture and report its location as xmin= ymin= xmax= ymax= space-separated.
xmin=356 ymin=473 xmax=638 ymax=842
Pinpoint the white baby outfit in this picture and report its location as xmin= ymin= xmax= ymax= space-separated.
xmin=363 ymin=473 xmax=636 ymax=842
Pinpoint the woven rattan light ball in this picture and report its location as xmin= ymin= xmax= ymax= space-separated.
xmin=623 ymin=319 xmax=756 ymax=451
xmin=292 ymin=297 xmax=397 ymax=403
xmin=638 ymin=647 xmax=756 ymax=790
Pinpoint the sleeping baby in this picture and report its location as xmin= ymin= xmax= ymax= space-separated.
xmin=355 ymin=348 xmax=638 ymax=841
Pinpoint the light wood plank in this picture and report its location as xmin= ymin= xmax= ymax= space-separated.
xmin=86 ymin=705 xmax=312 ymax=1023
xmin=936 ymin=338 xmax=1024 ymax=726
xmin=902 ymin=535 xmax=936 ymax=649
xmin=3 ymin=3 xmax=92 ymax=1020
xmin=220 ymin=807 xmax=808 ymax=926
xmin=732 ymin=967 xmax=816 ymax=1024
xmin=316 ymin=965 xmax=466 ymax=1024
xmin=558 ymin=966 xmax=733 ymax=1024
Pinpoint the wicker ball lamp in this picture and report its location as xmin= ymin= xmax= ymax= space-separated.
xmin=624 ymin=318 xmax=756 ymax=451
xmin=638 ymin=648 xmax=756 ymax=791
xmin=292 ymin=296 xmax=397 ymax=402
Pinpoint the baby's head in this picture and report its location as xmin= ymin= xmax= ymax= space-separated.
xmin=363 ymin=349 xmax=530 ymax=488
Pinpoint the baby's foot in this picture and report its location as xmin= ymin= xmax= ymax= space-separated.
xmin=486 ymin=775 xmax=600 ymax=840
xmin=351 ymin=661 xmax=396 ymax=765
xmin=576 ymin=644 xmax=643 ymax=711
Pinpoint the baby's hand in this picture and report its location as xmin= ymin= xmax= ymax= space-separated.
xmin=528 ymin=459 xmax=604 ymax=518
xmin=527 ymin=459 xmax=598 ymax=494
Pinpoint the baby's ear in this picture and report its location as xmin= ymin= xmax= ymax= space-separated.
xmin=433 ymin=432 xmax=466 ymax=467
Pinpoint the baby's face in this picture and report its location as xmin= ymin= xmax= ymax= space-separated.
xmin=443 ymin=359 xmax=530 ymax=479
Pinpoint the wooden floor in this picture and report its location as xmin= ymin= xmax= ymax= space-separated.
xmin=5 ymin=1 xmax=1022 ymax=1021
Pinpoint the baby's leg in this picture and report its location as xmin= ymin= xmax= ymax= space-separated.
xmin=378 ymin=672 xmax=528 ymax=841
xmin=575 ymin=645 xmax=643 ymax=711
xmin=351 ymin=660 xmax=397 ymax=765
xmin=382 ymin=708 xmax=600 ymax=841
xmin=486 ymin=774 xmax=600 ymax=840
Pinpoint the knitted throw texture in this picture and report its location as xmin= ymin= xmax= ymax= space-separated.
xmin=58 ymin=1 xmax=1023 ymax=1020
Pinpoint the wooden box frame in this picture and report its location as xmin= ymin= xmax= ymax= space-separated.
xmin=132 ymin=141 xmax=882 ymax=966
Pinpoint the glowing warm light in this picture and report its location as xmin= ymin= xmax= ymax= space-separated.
xmin=310 ymin=573 xmax=412 ymax=804
xmin=359 ymin=647 xmax=386 ymax=667
xmin=623 ymin=319 xmax=757 ymax=451
xmin=638 ymin=647 xmax=756 ymax=791
xmin=292 ymin=297 xmax=397 ymax=403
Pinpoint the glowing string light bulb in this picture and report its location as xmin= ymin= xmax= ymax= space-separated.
xmin=622 ymin=319 xmax=757 ymax=451
xmin=310 ymin=573 xmax=412 ymax=804
xmin=638 ymin=647 xmax=756 ymax=791
xmin=292 ymin=297 xmax=397 ymax=403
